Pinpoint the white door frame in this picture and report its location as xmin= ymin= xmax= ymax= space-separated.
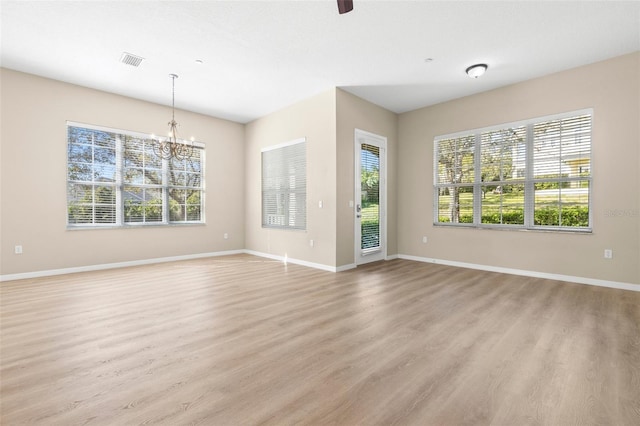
xmin=354 ymin=129 xmax=387 ymax=265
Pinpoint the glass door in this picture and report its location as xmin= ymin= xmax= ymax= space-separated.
xmin=355 ymin=130 xmax=386 ymax=264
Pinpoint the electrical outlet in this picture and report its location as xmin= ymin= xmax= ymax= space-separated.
xmin=318 ymin=200 xmax=323 ymax=208
xmin=14 ymin=245 xmax=23 ymax=254
xmin=309 ymin=239 xmax=314 ymax=247
xmin=223 ymin=233 xmax=229 ymax=240
xmin=422 ymin=236 xmax=428 ymax=244
xmin=604 ymin=249 xmax=613 ymax=259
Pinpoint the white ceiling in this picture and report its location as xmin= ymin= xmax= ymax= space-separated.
xmin=1 ymin=0 xmax=639 ymax=123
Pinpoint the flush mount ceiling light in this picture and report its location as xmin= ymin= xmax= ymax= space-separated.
xmin=466 ymin=63 xmax=488 ymax=78
xmin=151 ymin=74 xmax=194 ymax=160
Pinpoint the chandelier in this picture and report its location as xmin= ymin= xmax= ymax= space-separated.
xmin=152 ymin=73 xmax=194 ymax=160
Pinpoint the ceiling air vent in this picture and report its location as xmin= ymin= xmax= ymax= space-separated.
xmin=120 ymin=52 xmax=144 ymax=67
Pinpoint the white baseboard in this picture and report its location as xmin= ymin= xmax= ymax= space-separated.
xmin=336 ymin=263 xmax=357 ymax=272
xmin=243 ymin=250 xmax=347 ymax=273
xmin=0 ymin=249 xmax=357 ymax=281
xmin=4 ymin=250 xmax=636 ymax=293
xmin=0 ymin=250 xmax=244 ymax=282
xmin=398 ymin=254 xmax=640 ymax=292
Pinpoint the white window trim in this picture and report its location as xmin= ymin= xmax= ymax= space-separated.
xmin=261 ymin=137 xmax=307 ymax=231
xmin=261 ymin=137 xmax=306 ymax=153
xmin=66 ymin=121 xmax=205 ymax=228
xmin=433 ymin=109 xmax=593 ymax=232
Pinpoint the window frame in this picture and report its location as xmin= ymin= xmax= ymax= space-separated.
xmin=66 ymin=121 xmax=205 ymax=229
xmin=433 ymin=109 xmax=593 ymax=232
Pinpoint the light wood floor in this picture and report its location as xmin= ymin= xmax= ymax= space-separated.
xmin=1 ymin=254 xmax=639 ymax=425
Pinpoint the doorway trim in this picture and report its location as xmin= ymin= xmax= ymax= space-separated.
xmin=354 ymin=128 xmax=387 ymax=265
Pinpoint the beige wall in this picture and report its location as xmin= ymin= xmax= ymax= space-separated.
xmin=335 ymin=89 xmax=398 ymax=267
xmin=243 ymin=88 xmax=398 ymax=269
xmin=3 ymin=53 xmax=638 ymax=285
xmin=0 ymin=69 xmax=245 ymax=276
xmin=244 ymin=89 xmax=338 ymax=267
xmin=398 ymin=53 xmax=640 ymax=284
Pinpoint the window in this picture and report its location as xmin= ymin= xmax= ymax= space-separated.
xmin=67 ymin=123 xmax=204 ymax=227
xmin=434 ymin=110 xmax=592 ymax=231
xmin=262 ymin=138 xmax=306 ymax=230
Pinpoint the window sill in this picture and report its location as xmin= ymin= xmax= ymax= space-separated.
xmin=433 ymin=222 xmax=592 ymax=234
xmin=67 ymin=222 xmax=206 ymax=231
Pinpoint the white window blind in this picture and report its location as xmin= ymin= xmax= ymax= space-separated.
xmin=531 ymin=114 xmax=591 ymax=227
xmin=434 ymin=110 xmax=592 ymax=231
xmin=67 ymin=123 xmax=204 ymax=227
xmin=262 ymin=139 xmax=306 ymax=230
xmin=360 ymin=143 xmax=380 ymax=250
xmin=479 ymin=126 xmax=527 ymax=225
xmin=435 ymin=134 xmax=475 ymax=223
xmin=168 ymin=150 xmax=203 ymax=223
xmin=67 ymin=127 xmax=118 ymax=224
xmin=123 ymin=136 xmax=163 ymax=223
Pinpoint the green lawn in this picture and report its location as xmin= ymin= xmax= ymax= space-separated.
xmin=438 ymin=190 xmax=589 ymax=226
xmin=360 ymin=189 xmax=589 ymax=231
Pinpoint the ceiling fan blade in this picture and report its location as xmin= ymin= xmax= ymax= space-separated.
xmin=337 ymin=0 xmax=353 ymax=14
